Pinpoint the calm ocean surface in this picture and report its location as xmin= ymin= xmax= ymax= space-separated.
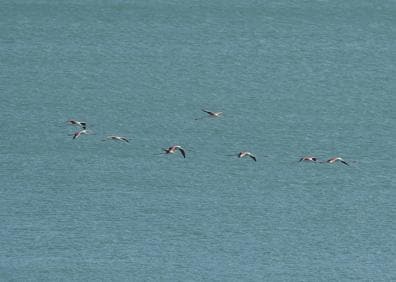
xmin=0 ymin=0 xmax=395 ymax=280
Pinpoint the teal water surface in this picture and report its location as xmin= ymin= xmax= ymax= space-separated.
xmin=0 ymin=0 xmax=395 ymax=280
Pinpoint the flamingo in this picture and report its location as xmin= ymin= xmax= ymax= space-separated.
xmin=71 ymin=129 xmax=93 ymax=139
xmin=67 ymin=119 xmax=87 ymax=129
xmin=325 ymin=157 xmax=349 ymax=166
xmin=162 ymin=145 xmax=186 ymax=158
xmin=195 ymin=109 xmax=223 ymax=120
xmin=299 ymin=156 xmax=318 ymax=162
xmin=238 ymin=151 xmax=256 ymax=161
xmin=102 ymin=136 xmax=129 ymax=143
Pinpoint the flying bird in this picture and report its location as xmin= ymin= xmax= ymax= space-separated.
xmin=71 ymin=129 xmax=93 ymax=139
xmin=102 ymin=136 xmax=129 ymax=143
xmin=325 ymin=157 xmax=349 ymax=166
xmin=299 ymin=156 xmax=318 ymax=162
xmin=238 ymin=151 xmax=256 ymax=161
xmin=195 ymin=109 xmax=223 ymax=120
xmin=162 ymin=145 xmax=186 ymax=158
xmin=67 ymin=119 xmax=87 ymax=129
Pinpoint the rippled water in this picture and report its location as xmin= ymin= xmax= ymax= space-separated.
xmin=1 ymin=0 xmax=395 ymax=280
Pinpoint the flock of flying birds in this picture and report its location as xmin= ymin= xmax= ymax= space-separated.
xmin=66 ymin=109 xmax=350 ymax=166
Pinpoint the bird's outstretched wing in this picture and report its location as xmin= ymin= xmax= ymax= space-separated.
xmin=177 ymin=147 xmax=186 ymax=158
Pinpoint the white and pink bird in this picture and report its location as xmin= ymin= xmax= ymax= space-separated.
xmin=238 ymin=151 xmax=256 ymax=161
xmin=299 ymin=156 xmax=318 ymax=162
xmin=67 ymin=119 xmax=87 ymax=129
xmin=195 ymin=109 xmax=223 ymax=120
xmin=102 ymin=136 xmax=129 ymax=143
xmin=71 ymin=129 xmax=94 ymax=139
xmin=325 ymin=157 xmax=349 ymax=166
xmin=162 ymin=145 xmax=186 ymax=158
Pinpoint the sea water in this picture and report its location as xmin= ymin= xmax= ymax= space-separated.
xmin=0 ymin=0 xmax=395 ymax=280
